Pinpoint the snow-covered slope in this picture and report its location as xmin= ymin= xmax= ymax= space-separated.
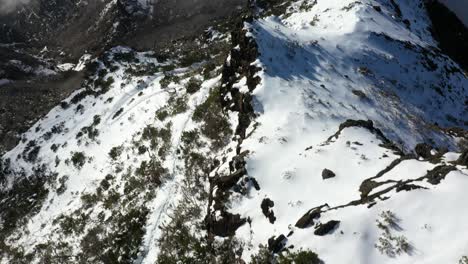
xmin=0 ymin=0 xmax=467 ymax=263
xmin=221 ymin=0 xmax=468 ymax=262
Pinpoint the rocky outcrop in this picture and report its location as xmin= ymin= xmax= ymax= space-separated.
xmin=425 ymin=165 xmax=457 ymax=185
xmin=220 ymin=12 xmax=260 ymax=139
xmin=205 ymin=9 xmax=262 ymax=240
xmin=268 ymin=234 xmax=287 ymax=253
xmin=414 ymin=143 xmax=446 ymax=163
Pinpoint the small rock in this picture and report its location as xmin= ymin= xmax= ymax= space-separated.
xmin=351 ymin=90 xmax=368 ymax=99
xmin=322 ymin=169 xmax=336 ymax=180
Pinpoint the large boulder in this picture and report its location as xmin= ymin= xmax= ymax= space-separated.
xmin=322 ymin=169 xmax=336 ymax=180
xmin=314 ymin=220 xmax=340 ymax=236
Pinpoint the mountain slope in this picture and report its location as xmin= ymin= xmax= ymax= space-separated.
xmin=221 ymin=0 xmax=468 ymax=262
xmin=0 ymin=0 xmax=467 ymax=263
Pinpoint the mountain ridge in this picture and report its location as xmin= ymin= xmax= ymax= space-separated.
xmin=0 ymin=0 xmax=467 ymax=263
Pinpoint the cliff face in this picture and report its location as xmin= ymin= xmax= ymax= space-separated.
xmin=439 ymin=0 xmax=468 ymax=26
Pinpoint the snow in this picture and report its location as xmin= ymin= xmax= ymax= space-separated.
xmin=289 ymin=170 xmax=468 ymax=264
xmin=57 ymin=63 xmax=76 ymax=71
xmin=224 ymin=0 xmax=468 ymax=262
xmin=74 ymin=54 xmax=92 ymax=71
xmin=245 ymin=1 xmax=466 ymax=152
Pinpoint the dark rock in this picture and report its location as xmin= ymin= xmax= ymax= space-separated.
xmin=220 ymin=20 xmax=260 ymax=139
xmin=229 ymin=151 xmax=249 ymax=172
xmin=268 ymin=234 xmax=287 ymax=253
xmin=425 ymin=0 xmax=468 ymax=72
xmin=351 ymin=90 xmax=368 ymax=100
xmin=415 ymin=143 xmax=433 ymax=159
xmin=339 ymin=119 xmax=374 ymax=131
xmin=295 ymin=207 xmax=321 ymax=229
xmin=250 ymin=177 xmax=261 ymax=191
xmin=457 ymin=150 xmax=468 ymax=166
xmin=261 ymin=198 xmax=276 ymax=224
xmin=373 ymin=5 xmax=382 ymax=12
xmin=314 ymin=220 xmax=340 ymax=236
xmin=322 ymin=169 xmax=336 ymax=180
xmin=396 ymin=183 xmax=427 ymax=192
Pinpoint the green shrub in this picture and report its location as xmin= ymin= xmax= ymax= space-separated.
xmin=186 ymin=77 xmax=202 ymax=94
xmin=80 ymin=193 xmax=99 ymax=208
xmin=192 ymin=87 xmax=232 ymax=148
xmin=109 ymin=146 xmax=124 ymax=161
xmin=135 ymin=159 xmax=168 ymax=187
xmin=56 ymin=175 xmax=69 ymax=195
xmin=160 ymin=74 xmax=180 ymax=88
xmin=169 ymin=96 xmax=188 ymax=115
xmin=181 ymin=130 xmax=200 ymax=147
xmin=0 ymin=171 xmax=49 ymax=236
xmin=202 ymin=62 xmax=217 ymax=79
xmin=277 ymin=249 xmax=321 ymax=264
xmin=156 ymin=109 xmax=169 ymax=120
xmin=77 ymin=115 xmax=101 ymax=141
xmin=71 ymin=152 xmax=87 ymax=169
xmin=250 ymin=245 xmax=273 ymax=264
